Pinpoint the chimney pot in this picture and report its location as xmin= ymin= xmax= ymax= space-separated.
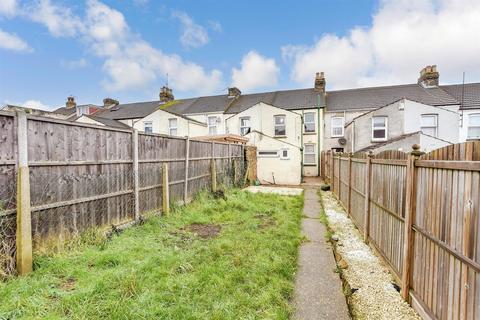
xmin=103 ymin=97 xmax=119 ymax=108
xmin=66 ymin=96 xmax=76 ymax=109
xmin=228 ymin=87 xmax=241 ymax=99
xmin=159 ymin=86 xmax=174 ymax=102
xmin=418 ymin=65 xmax=439 ymax=87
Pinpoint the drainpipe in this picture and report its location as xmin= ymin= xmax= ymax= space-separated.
xmin=317 ymin=93 xmax=321 ymax=176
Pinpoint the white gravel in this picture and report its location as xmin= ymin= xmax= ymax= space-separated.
xmin=244 ymin=186 xmax=303 ymax=196
xmin=320 ymin=191 xmax=420 ymax=320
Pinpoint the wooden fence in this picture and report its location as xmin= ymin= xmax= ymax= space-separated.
xmin=321 ymin=143 xmax=480 ymax=320
xmin=0 ymin=111 xmax=245 ymax=275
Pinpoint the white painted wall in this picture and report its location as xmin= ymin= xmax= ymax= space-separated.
xmin=186 ymin=112 xmax=226 ymax=135
xmin=246 ymin=131 xmax=301 ymax=185
xmin=131 ymin=109 xmax=208 ymax=136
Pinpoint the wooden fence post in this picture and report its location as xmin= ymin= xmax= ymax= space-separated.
xmin=211 ymin=159 xmax=217 ymax=192
xmin=232 ymin=159 xmax=237 ymax=186
xmin=363 ymin=151 xmax=373 ymax=242
xmin=331 ymin=151 xmax=335 ymax=189
xmin=15 ymin=111 xmax=32 ymax=275
xmin=132 ymin=129 xmax=139 ymax=221
xmin=162 ymin=163 xmax=169 ymax=215
xmin=347 ymin=153 xmax=353 ymax=214
xmin=183 ymin=137 xmax=190 ymax=204
xmin=227 ymin=143 xmax=231 ymax=185
xmin=401 ymin=144 xmax=423 ymax=301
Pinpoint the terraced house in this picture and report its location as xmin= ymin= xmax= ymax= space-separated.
xmin=40 ymin=65 xmax=479 ymax=185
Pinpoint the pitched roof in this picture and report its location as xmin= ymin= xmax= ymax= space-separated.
xmin=326 ymin=83 xmax=459 ymax=111
xmin=97 ymin=101 xmax=161 ymax=120
xmin=83 ymin=115 xmax=131 ymax=129
xmin=440 ymin=83 xmax=480 ymax=109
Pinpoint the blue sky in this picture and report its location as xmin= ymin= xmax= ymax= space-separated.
xmin=1 ymin=0 xmax=480 ymax=110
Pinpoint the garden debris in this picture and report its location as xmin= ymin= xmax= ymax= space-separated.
xmin=185 ymin=223 xmax=221 ymax=239
xmin=320 ymin=190 xmax=420 ymax=320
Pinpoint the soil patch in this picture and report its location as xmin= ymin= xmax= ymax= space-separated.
xmin=255 ymin=214 xmax=276 ymax=230
xmin=60 ymin=277 xmax=76 ymax=291
xmin=185 ymin=223 xmax=221 ymax=239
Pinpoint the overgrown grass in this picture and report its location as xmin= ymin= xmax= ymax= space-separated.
xmin=0 ymin=189 xmax=303 ymax=319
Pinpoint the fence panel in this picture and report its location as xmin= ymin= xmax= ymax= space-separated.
xmin=339 ymin=157 xmax=349 ymax=207
xmin=349 ymin=158 xmax=366 ymax=231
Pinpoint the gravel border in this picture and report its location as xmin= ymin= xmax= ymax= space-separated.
xmin=320 ymin=190 xmax=420 ymax=320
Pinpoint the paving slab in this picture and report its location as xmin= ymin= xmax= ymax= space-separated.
xmin=244 ymin=185 xmax=303 ymax=196
xmin=293 ymin=188 xmax=350 ymax=320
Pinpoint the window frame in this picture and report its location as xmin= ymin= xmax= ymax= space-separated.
xmin=239 ymin=116 xmax=251 ymax=136
xmin=303 ymin=143 xmax=316 ymax=165
xmin=468 ymin=113 xmax=480 ymax=139
xmin=168 ymin=118 xmax=178 ymax=136
xmin=274 ymin=114 xmax=286 ymax=137
xmin=143 ymin=121 xmax=153 ymax=134
xmin=420 ymin=114 xmax=438 ymax=137
xmin=371 ymin=116 xmax=388 ymax=141
xmin=280 ymin=148 xmax=290 ymax=160
xmin=331 ymin=116 xmax=344 ymax=137
xmin=257 ymin=150 xmax=279 ymax=158
xmin=304 ymin=112 xmax=316 ymax=133
xmin=208 ymin=116 xmax=218 ymax=135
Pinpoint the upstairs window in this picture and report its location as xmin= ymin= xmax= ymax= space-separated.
xmin=304 ymin=112 xmax=315 ymax=133
xmin=168 ymin=118 xmax=177 ymax=136
xmin=331 ymin=117 xmax=344 ymax=137
xmin=372 ymin=116 xmax=387 ymax=141
xmin=421 ymin=114 xmax=438 ymax=137
xmin=274 ymin=115 xmax=286 ymax=136
xmin=76 ymin=106 xmax=89 ymax=117
xmin=144 ymin=121 xmax=153 ymax=133
xmin=240 ymin=117 xmax=251 ymax=135
xmin=468 ymin=114 xmax=480 ymax=139
xmin=208 ymin=116 xmax=218 ymax=135
xmin=304 ymin=143 xmax=316 ymax=165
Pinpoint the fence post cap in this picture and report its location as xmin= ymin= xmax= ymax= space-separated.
xmin=410 ymin=144 xmax=425 ymax=157
xmin=367 ymin=151 xmax=374 ymax=158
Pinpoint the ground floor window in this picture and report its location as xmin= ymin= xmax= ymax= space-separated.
xmin=168 ymin=118 xmax=177 ymax=136
xmin=304 ymin=144 xmax=316 ymax=165
xmin=468 ymin=114 xmax=480 ymax=139
xmin=280 ymin=148 xmax=289 ymax=160
xmin=258 ymin=150 xmax=278 ymax=158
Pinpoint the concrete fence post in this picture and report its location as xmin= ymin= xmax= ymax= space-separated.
xmin=132 ymin=129 xmax=139 ymax=221
xmin=401 ymin=144 xmax=423 ymax=301
xmin=15 ymin=111 xmax=33 ymax=275
xmin=347 ymin=153 xmax=353 ymax=215
xmin=162 ymin=163 xmax=169 ymax=215
xmin=183 ymin=137 xmax=190 ymax=204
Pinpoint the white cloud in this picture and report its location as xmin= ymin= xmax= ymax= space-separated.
xmin=208 ymin=20 xmax=222 ymax=33
xmin=21 ymin=99 xmax=51 ymax=110
xmin=27 ymin=0 xmax=84 ymax=37
xmin=60 ymin=58 xmax=88 ymax=69
xmin=85 ymin=1 xmax=223 ymax=93
xmin=283 ymin=0 xmax=480 ymax=89
xmin=0 ymin=28 xmax=32 ymax=52
xmin=232 ymin=51 xmax=279 ymax=91
xmin=0 ymin=0 xmax=18 ymax=17
xmin=172 ymin=10 xmax=209 ymax=49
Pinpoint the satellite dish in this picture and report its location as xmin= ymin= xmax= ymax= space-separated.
xmin=338 ymin=138 xmax=347 ymax=145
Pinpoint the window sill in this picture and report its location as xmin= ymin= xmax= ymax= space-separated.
xmin=303 ymin=132 xmax=316 ymax=135
xmin=274 ymin=135 xmax=287 ymax=138
xmin=331 ymin=135 xmax=344 ymax=138
xmin=371 ymin=139 xmax=387 ymax=142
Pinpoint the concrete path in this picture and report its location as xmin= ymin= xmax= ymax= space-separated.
xmin=292 ymin=187 xmax=350 ymax=320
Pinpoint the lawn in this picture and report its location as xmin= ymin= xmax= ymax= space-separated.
xmin=0 ymin=189 xmax=303 ymax=319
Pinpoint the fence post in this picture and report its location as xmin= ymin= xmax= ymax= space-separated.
xmin=401 ymin=144 xmax=423 ymax=301
xmin=338 ymin=154 xmax=342 ymax=198
xmin=132 ymin=129 xmax=139 ymax=221
xmin=15 ymin=111 xmax=32 ymax=275
xmin=183 ymin=137 xmax=190 ymax=204
xmin=232 ymin=158 xmax=237 ymax=186
xmin=162 ymin=163 xmax=169 ymax=215
xmin=363 ymin=151 xmax=373 ymax=242
xmin=227 ymin=143 xmax=231 ymax=185
xmin=347 ymin=153 xmax=353 ymax=214
xmin=331 ymin=151 xmax=335 ymax=189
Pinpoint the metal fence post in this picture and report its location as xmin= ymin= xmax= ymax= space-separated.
xmin=132 ymin=129 xmax=139 ymax=221
xmin=401 ymin=144 xmax=423 ymax=301
xmin=162 ymin=163 xmax=169 ymax=215
xmin=363 ymin=151 xmax=373 ymax=242
xmin=15 ymin=111 xmax=32 ymax=275
xmin=183 ymin=137 xmax=190 ymax=204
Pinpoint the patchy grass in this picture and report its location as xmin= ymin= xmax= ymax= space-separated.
xmin=0 ymin=190 xmax=303 ymax=319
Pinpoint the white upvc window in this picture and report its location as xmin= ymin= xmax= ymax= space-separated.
xmin=239 ymin=117 xmax=251 ymax=135
xmin=372 ymin=116 xmax=388 ymax=141
xmin=168 ymin=118 xmax=177 ymax=136
xmin=421 ymin=114 xmax=438 ymax=137
xmin=274 ymin=115 xmax=286 ymax=136
xmin=331 ymin=116 xmax=344 ymax=137
xmin=208 ymin=116 xmax=218 ymax=135
xmin=468 ymin=114 xmax=480 ymax=139
xmin=280 ymin=148 xmax=290 ymax=160
xmin=143 ymin=121 xmax=153 ymax=133
xmin=304 ymin=112 xmax=315 ymax=133
xmin=304 ymin=143 xmax=316 ymax=165
xmin=76 ymin=106 xmax=89 ymax=117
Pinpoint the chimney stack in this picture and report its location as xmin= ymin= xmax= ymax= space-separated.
xmin=227 ymin=87 xmax=241 ymax=99
xmin=418 ymin=65 xmax=439 ymax=87
xmin=159 ymin=86 xmax=174 ymax=102
xmin=65 ymin=96 xmax=76 ymax=109
xmin=103 ymin=97 xmax=119 ymax=108
xmin=314 ymin=72 xmax=326 ymax=92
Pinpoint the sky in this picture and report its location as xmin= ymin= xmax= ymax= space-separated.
xmin=1 ymin=0 xmax=480 ymax=110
